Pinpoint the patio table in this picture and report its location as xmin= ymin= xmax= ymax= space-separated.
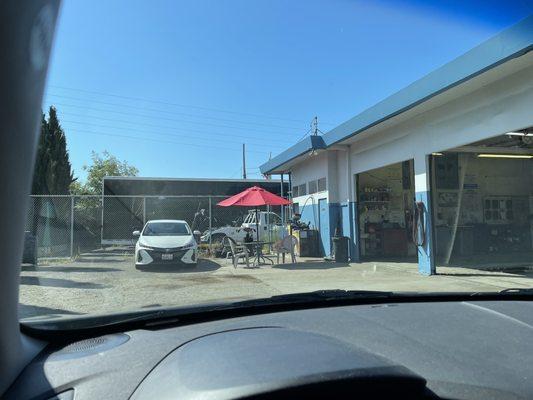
xmin=239 ymin=241 xmax=275 ymax=266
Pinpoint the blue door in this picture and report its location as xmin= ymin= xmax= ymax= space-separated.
xmin=318 ymin=198 xmax=330 ymax=256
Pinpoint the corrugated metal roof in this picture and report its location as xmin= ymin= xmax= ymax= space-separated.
xmin=260 ymin=15 xmax=533 ymax=175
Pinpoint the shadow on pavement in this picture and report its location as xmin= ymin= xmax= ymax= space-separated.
xmin=274 ymin=260 xmax=350 ymax=270
xmin=136 ymin=258 xmax=222 ymax=273
xmin=436 ymin=271 xmax=520 ymax=278
xmin=19 ymin=303 xmax=83 ymax=319
xmin=437 ymin=270 xmax=533 ymax=278
xmin=20 ymin=276 xmax=109 ymax=289
xmin=360 ymin=256 xmax=418 ymax=264
xmin=74 ymin=257 xmax=130 ymax=264
xmin=23 ymin=265 xmax=122 ymax=273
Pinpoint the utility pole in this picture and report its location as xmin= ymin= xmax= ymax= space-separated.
xmin=312 ymin=116 xmax=318 ymax=135
xmin=242 ymin=143 xmax=247 ymax=179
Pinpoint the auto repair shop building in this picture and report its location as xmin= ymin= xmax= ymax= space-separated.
xmin=260 ymin=16 xmax=533 ymax=275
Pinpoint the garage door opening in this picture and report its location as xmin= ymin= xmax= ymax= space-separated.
xmin=431 ymin=129 xmax=533 ymax=272
xmin=356 ymin=160 xmax=417 ymax=263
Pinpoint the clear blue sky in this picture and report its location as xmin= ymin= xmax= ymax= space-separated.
xmin=42 ymin=0 xmax=532 ymax=182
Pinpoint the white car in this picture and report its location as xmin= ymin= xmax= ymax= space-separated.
xmin=134 ymin=220 xmax=198 ymax=268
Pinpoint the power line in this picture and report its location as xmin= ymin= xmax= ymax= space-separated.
xmin=49 ymin=101 xmax=301 ymax=137
xmin=60 ymin=119 xmax=287 ymax=150
xmin=66 ymin=129 xmax=273 ymax=155
xmin=56 ymin=111 xmax=291 ymax=141
xmin=46 ymin=93 xmax=306 ymax=131
xmin=228 ymin=167 xmax=243 ymax=178
xmin=48 ymin=84 xmax=336 ymax=126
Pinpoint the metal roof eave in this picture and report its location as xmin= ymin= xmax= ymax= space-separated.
xmin=322 ymin=15 xmax=533 ymax=147
xmin=259 ymin=15 xmax=533 ymax=173
xmin=260 ymin=136 xmax=326 ymax=175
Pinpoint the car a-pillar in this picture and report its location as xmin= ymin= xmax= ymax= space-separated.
xmin=414 ymin=155 xmax=436 ymax=275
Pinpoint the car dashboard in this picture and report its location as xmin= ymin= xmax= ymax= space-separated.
xmin=6 ymin=300 xmax=533 ymax=400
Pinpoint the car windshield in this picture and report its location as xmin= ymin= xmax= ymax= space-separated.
xmin=143 ymin=222 xmax=190 ymax=236
xmin=19 ymin=1 xmax=533 ymax=328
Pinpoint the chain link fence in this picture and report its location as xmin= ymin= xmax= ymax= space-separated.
xmin=25 ymin=195 xmax=290 ymax=259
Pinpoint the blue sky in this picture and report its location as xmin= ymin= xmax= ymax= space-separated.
xmin=43 ymin=0 xmax=532 ymax=181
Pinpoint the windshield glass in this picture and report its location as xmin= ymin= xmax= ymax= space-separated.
xmin=143 ymin=222 xmax=190 ymax=236
xmin=19 ymin=1 xmax=533 ymax=327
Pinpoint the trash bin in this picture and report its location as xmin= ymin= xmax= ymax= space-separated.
xmin=332 ymin=236 xmax=349 ymax=263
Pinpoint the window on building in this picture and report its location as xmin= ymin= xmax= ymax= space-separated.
xmin=294 ymin=183 xmax=306 ymax=197
xmin=318 ymin=177 xmax=327 ymax=192
xmin=308 ymin=180 xmax=317 ymax=194
xmin=292 ymin=185 xmax=298 ymax=197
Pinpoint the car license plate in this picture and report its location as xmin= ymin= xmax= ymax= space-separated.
xmin=161 ymin=253 xmax=173 ymax=260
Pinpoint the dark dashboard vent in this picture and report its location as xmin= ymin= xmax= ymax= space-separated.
xmin=50 ymin=333 xmax=130 ymax=360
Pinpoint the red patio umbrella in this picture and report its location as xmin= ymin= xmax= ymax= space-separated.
xmin=217 ymin=186 xmax=291 ymax=241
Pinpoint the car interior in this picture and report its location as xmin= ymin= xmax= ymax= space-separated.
xmin=1 ymin=2 xmax=533 ymax=400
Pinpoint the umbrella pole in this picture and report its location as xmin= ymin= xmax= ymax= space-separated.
xmin=255 ymin=208 xmax=260 ymax=242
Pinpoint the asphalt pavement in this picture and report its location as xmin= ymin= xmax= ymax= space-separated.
xmin=19 ymin=248 xmax=533 ymax=320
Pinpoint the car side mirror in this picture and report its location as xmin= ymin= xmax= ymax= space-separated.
xmin=193 ymin=230 xmax=201 ymax=243
xmin=132 ymin=230 xmax=140 ymax=237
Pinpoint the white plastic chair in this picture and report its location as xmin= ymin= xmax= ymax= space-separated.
xmin=276 ymin=235 xmax=298 ymax=264
xmin=225 ymin=237 xmax=250 ymax=268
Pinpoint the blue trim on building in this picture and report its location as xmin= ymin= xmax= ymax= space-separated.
xmin=415 ymin=191 xmax=436 ymax=276
xmin=299 ymin=199 xmax=356 ymax=258
xmin=298 ymin=200 xmax=330 ymax=257
xmin=340 ymin=201 xmax=359 ymax=262
xmin=329 ymin=203 xmax=342 ymax=258
xmin=260 ymin=16 xmax=533 ymax=175
xmin=318 ymin=198 xmax=330 ymax=256
xmin=299 ymin=202 xmax=319 ymax=231
xmin=329 ymin=203 xmax=341 ymax=237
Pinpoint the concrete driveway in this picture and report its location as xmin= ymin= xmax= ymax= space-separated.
xmin=19 ymin=248 xmax=533 ymax=320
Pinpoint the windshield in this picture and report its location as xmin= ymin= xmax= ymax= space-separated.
xmin=19 ymin=1 xmax=533 ymax=328
xmin=143 ymin=222 xmax=190 ymax=236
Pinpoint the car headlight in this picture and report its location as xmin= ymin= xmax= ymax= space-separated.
xmin=182 ymin=241 xmax=196 ymax=250
xmin=138 ymin=243 xmax=154 ymax=251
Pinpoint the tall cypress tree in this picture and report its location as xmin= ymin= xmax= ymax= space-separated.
xmin=31 ymin=113 xmax=50 ymax=194
xmin=31 ymin=106 xmax=75 ymax=194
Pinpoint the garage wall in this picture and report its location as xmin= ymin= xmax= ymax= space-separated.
xmin=289 ymin=152 xmax=327 ymax=255
xmin=345 ymin=59 xmax=533 ymax=273
xmin=291 ymin=152 xmax=328 ymax=231
xmin=290 ymin=151 xmax=350 ymax=257
xmin=348 ymin=62 xmax=533 ymax=175
xmin=335 ymin=150 xmax=351 ymax=202
xmin=291 ymin=152 xmax=327 ymax=188
xmin=434 ymin=154 xmax=533 ymax=227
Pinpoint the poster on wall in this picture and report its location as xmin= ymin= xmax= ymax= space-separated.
xmin=437 ymin=191 xmax=458 ymax=208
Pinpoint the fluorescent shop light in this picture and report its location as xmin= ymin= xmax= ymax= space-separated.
xmin=477 ymin=154 xmax=533 ymax=159
xmin=505 ymin=131 xmax=533 ymax=137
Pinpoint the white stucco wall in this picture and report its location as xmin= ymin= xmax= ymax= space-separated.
xmin=347 ymin=61 xmax=533 ymax=183
xmin=291 ymin=152 xmax=327 ymax=187
xmin=290 ymin=151 xmax=329 ymax=205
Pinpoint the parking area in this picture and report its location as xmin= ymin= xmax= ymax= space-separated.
xmin=19 ymin=248 xmax=533 ymax=320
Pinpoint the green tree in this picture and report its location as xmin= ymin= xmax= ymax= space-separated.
xmin=68 ymin=152 xmax=138 ymax=254
xmin=31 ymin=106 xmax=75 ymax=194
xmin=31 ymin=113 xmax=49 ymax=194
xmin=71 ymin=151 xmax=139 ymax=195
